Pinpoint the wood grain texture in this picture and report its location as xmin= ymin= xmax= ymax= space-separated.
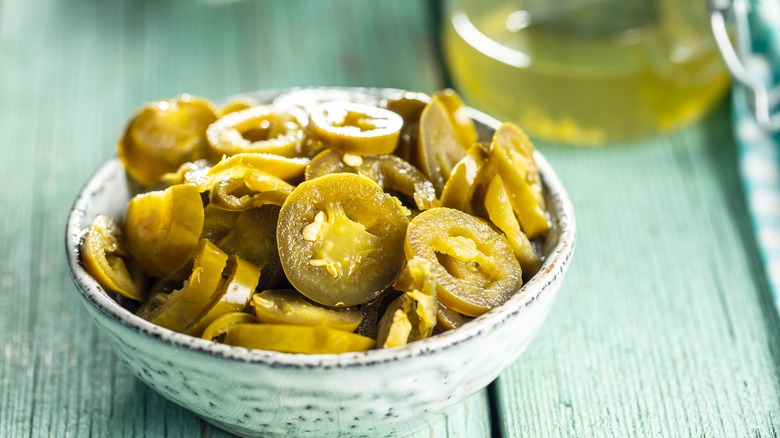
xmin=491 ymin=104 xmax=780 ymax=437
xmin=0 ymin=1 xmax=492 ymax=437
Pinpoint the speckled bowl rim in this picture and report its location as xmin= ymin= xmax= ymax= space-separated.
xmin=65 ymin=87 xmax=576 ymax=369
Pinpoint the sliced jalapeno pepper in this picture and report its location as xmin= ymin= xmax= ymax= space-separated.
xmin=158 ymin=159 xmax=211 ymax=189
xmin=375 ymin=257 xmax=437 ymax=348
xmin=135 ymin=292 xmax=169 ymax=321
xmin=484 ymin=175 xmax=539 ymax=276
xmin=143 ymin=240 xmax=229 ymax=332
xmin=118 ymin=95 xmax=217 ymax=187
xmin=208 ymin=169 xmax=293 ymax=211
xmin=223 ymin=324 xmax=375 ymax=354
xmin=184 ymin=255 xmax=261 ymax=337
xmin=206 ymin=153 xmax=309 ymax=186
xmin=440 ymin=142 xmax=491 ymax=214
xmin=124 ymin=184 xmax=204 ymax=277
xmin=417 ymin=96 xmax=470 ymax=195
xmin=305 ymin=149 xmax=437 ymax=210
xmin=380 ymin=91 xmax=431 ymax=166
xmin=277 ymin=173 xmax=409 ymax=307
xmin=80 ymin=215 xmax=145 ymax=301
xmin=201 ymin=312 xmax=259 ymax=341
xmin=216 ymin=205 xmax=282 ymax=288
xmin=354 ymin=289 xmax=401 ymax=340
xmin=375 ymin=290 xmax=437 ymax=348
xmin=436 ymin=301 xmax=473 ymax=332
xmin=405 ymin=207 xmax=522 ymax=317
xmin=251 ymin=289 xmax=362 ymax=332
xmin=309 ymin=101 xmax=403 ymax=156
xmin=490 ymin=122 xmax=549 ymax=238
xmin=206 ymin=105 xmax=304 ymax=160
xmin=433 ymin=89 xmax=478 ymax=152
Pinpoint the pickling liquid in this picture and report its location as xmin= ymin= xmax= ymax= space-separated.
xmin=442 ymin=0 xmax=731 ymax=145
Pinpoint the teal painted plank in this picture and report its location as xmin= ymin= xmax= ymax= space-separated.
xmin=0 ymin=0 xmax=486 ymax=437
xmin=491 ymin=104 xmax=780 ymax=437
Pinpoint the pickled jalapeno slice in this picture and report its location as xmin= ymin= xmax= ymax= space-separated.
xmin=80 ymin=215 xmax=145 ymax=301
xmin=433 ymin=89 xmax=478 ymax=152
xmin=223 ymin=324 xmax=375 ymax=354
xmin=277 ymin=173 xmax=409 ymax=307
xmin=490 ymin=122 xmax=549 ymax=238
xmin=417 ymin=96 xmax=470 ymax=195
xmin=309 ymin=101 xmax=403 ymax=156
xmin=207 ymin=153 xmax=309 ymax=186
xmin=251 ymin=289 xmax=362 ymax=332
xmin=208 ymin=170 xmax=293 ymax=211
xmin=142 ymin=240 xmax=229 ymax=332
xmin=206 ymin=105 xmax=303 ymax=160
xmin=405 ymin=207 xmax=522 ymax=317
xmin=118 ymin=95 xmax=217 ymax=187
xmin=216 ymin=205 xmax=282 ymax=289
xmin=124 ymin=184 xmax=204 ymax=277
xmin=376 ymin=258 xmax=437 ymax=348
xmin=201 ymin=312 xmax=259 ymax=341
xmin=184 ymin=255 xmax=261 ymax=337
xmin=436 ymin=301 xmax=473 ymax=332
xmin=305 ymin=149 xmax=437 ymax=210
xmin=440 ymin=143 xmax=491 ymax=213
xmin=484 ymin=175 xmax=539 ymax=276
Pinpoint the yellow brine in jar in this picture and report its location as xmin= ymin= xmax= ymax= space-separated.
xmin=442 ymin=0 xmax=730 ymax=145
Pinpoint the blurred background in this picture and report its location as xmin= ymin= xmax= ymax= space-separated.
xmin=1 ymin=0 xmax=779 ymax=437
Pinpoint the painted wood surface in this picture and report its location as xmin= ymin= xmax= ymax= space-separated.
xmin=0 ymin=0 xmax=777 ymax=437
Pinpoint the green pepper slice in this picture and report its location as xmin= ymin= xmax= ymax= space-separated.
xmin=251 ymin=289 xmax=362 ymax=332
xmin=206 ymin=153 xmax=309 ymax=186
xmin=80 ymin=215 xmax=145 ymax=301
xmin=433 ymin=89 xmax=478 ymax=152
xmin=216 ymin=205 xmax=283 ymax=289
xmin=405 ymin=207 xmax=522 ymax=317
xmin=208 ymin=168 xmax=293 ymax=211
xmin=135 ymin=292 xmax=169 ymax=320
xmin=184 ymin=255 xmax=261 ymax=337
xmin=118 ymin=95 xmax=217 ymax=187
xmin=417 ymin=96 xmax=470 ymax=195
xmin=277 ymin=173 xmax=409 ymax=307
xmin=440 ymin=142 xmax=491 ymax=213
xmin=309 ymin=101 xmax=403 ymax=156
xmin=375 ymin=258 xmax=437 ymax=348
xmin=201 ymin=312 xmax=259 ymax=341
xmin=490 ymin=122 xmax=549 ymax=238
xmin=223 ymin=324 xmax=375 ymax=354
xmin=158 ymin=159 xmax=211 ymax=189
xmin=200 ymin=204 xmax=238 ymax=246
xmin=436 ymin=301 xmax=473 ymax=332
xmin=380 ymin=91 xmax=431 ymax=166
xmin=305 ymin=149 xmax=437 ymax=210
xmin=143 ymin=240 xmax=229 ymax=332
xmin=124 ymin=184 xmax=204 ymax=277
xmin=484 ymin=175 xmax=539 ymax=276
xmin=375 ymin=291 xmax=438 ymax=349
xmin=206 ymin=105 xmax=303 ymax=160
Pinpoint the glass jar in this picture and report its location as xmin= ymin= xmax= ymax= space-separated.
xmin=442 ymin=0 xmax=731 ymax=145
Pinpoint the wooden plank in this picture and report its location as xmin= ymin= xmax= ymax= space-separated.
xmin=492 ymin=104 xmax=780 ymax=437
xmin=0 ymin=0 xmax=491 ymax=437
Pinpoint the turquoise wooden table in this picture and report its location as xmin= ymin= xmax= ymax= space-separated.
xmin=1 ymin=1 xmax=778 ymax=436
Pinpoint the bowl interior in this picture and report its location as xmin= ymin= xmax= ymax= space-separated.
xmin=65 ymin=87 xmax=576 ymax=368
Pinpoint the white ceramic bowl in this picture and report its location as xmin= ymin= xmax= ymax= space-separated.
xmin=65 ymin=88 xmax=576 ymax=437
